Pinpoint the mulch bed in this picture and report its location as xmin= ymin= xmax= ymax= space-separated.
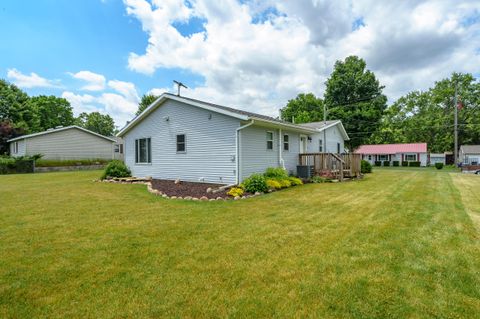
xmin=150 ymin=179 xmax=230 ymax=199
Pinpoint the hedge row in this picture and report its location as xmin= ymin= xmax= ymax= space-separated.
xmin=0 ymin=159 xmax=35 ymax=174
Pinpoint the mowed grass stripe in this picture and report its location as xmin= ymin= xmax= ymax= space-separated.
xmin=0 ymin=170 xmax=479 ymax=318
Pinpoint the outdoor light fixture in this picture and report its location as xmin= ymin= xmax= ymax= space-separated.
xmin=164 ymin=116 xmax=170 ymax=122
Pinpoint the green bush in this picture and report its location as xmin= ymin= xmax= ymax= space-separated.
xmin=401 ymin=161 xmax=409 ymax=167
xmin=310 ymin=176 xmax=329 ymax=183
xmin=227 ymin=187 xmax=244 ymax=197
xmin=277 ymin=178 xmax=292 ymax=188
xmin=383 ymin=161 xmax=390 ymax=167
xmin=264 ymin=167 xmax=289 ymax=179
xmin=243 ymin=174 xmax=268 ymax=193
xmin=288 ymin=176 xmax=303 ymax=186
xmin=409 ymin=161 xmax=421 ymax=167
xmin=435 ymin=162 xmax=444 ymax=170
xmin=266 ymin=179 xmax=282 ymax=190
xmin=101 ymin=160 xmax=131 ymax=180
xmin=0 ymin=157 xmax=34 ymax=174
xmin=392 ymin=161 xmax=399 ymax=167
xmin=361 ymin=160 xmax=372 ymax=173
xmin=36 ymin=158 xmax=109 ymax=167
xmin=374 ymin=161 xmax=382 ymax=166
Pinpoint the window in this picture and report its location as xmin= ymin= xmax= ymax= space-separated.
xmin=405 ymin=154 xmax=417 ymax=161
xmin=266 ymin=131 xmax=273 ymax=150
xmin=337 ymin=142 xmax=341 ymax=154
xmin=135 ymin=138 xmax=151 ymax=164
xmin=319 ymin=139 xmax=323 ymax=152
xmin=283 ymin=134 xmax=289 ymax=151
xmin=176 ymin=134 xmax=186 ymax=153
xmin=13 ymin=142 xmax=18 ymax=154
xmin=378 ymin=154 xmax=389 ymax=161
xmin=368 ymin=155 xmax=372 ymax=160
xmin=114 ymin=144 xmax=123 ymax=154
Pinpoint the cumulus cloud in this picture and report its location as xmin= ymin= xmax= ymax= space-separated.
xmin=69 ymin=71 xmax=106 ymax=91
xmin=7 ymin=68 xmax=59 ymax=88
xmin=123 ymin=0 xmax=480 ymax=113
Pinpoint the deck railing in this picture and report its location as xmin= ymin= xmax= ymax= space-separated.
xmin=298 ymin=153 xmax=362 ymax=181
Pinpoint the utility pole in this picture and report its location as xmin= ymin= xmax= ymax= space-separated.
xmin=454 ymin=82 xmax=458 ymax=166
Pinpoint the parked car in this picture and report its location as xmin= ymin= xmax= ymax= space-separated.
xmin=475 ymin=170 xmax=480 ymax=175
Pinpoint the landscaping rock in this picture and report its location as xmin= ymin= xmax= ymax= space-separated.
xmin=209 ymin=198 xmax=215 ymax=201
xmin=162 ymin=194 xmax=168 ymax=198
xmin=177 ymin=196 xmax=183 ymax=200
xmin=174 ymin=178 xmax=181 ymax=184
xmin=184 ymin=196 xmax=192 ymax=200
xmin=206 ymin=187 xmax=212 ymax=193
xmin=170 ymin=196 xmax=177 ymax=199
xmin=234 ymin=196 xmax=241 ymax=200
xmin=192 ymin=197 xmax=199 ymax=201
xmin=216 ymin=197 xmax=224 ymax=200
xmin=200 ymin=196 xmax=209 ymax=201
xmin=254 ymin=192 xmax=263 ymax=196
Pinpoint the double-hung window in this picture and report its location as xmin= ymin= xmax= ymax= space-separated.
xmin=266 ymin=131 xmax=273 ymax=150
xmin=378 ymin=154 xmax=389 ymax=161
xmin=114 ymin=144 xmax=123 ymax=154
xmin=405 ymin=154 xmax=416 ymax=161
xmin=135 ymin=138 xmax=151 ymax=164
xmin=283 ymin=134 xmax=289 ymax=151
xmin=176 ymin=134 xmax=186 ymax=153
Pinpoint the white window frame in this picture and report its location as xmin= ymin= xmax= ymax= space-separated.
xmin=283 ymin=134 xmax=289 ymax=151
xmin=378 ymin=154 xmax=389 ymax=161
xmin=266 ymin=131 xmax=274 ymax=150
xmin=135 ymin=137 xmax=151 ymax=164
xmin=13 ymin=141 xmax=18 ymax=154
xmin=114 ymin=144 xmax=123 ymax=154
xmin=319 ymin=139 xmax=323 ymax=152
xmin=176 ymin=134 xmax=186 ymax=153
xmin=405 ymin=154 xmax=417 ymax=161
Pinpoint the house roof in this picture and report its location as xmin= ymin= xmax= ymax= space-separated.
xmin=460 ymin=145 xmax=480 ymax=154
xmin=355 ymin=143 xmax=427 ymax=155
xmin=298 ymin=120 xmax=350 ymax=140
xmin=117 ymin=93 xmax=346 ymax=137
xmin=7 ymin=125 xmax=117 ymax=143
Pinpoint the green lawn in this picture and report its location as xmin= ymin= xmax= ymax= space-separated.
xmin=1 ymin=169 xmax=479 ymax=318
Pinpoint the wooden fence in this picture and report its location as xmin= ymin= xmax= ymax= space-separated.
xmin=298 ymin=153 xmax=362 ymax=181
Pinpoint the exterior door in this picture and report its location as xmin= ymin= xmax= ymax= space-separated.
xmin=300 ymin=135 xmax=307 ymax=153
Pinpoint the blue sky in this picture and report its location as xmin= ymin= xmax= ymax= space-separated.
xmin=1 ymin=0 xmax=479 ymax=127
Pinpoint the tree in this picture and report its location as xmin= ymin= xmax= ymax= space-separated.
xmin=0 ymin=121 xmax=24 ymax=155
xmin=280 ymin=93 xmax=324 ymax=123
xmin=324 ymin=56 xmax=387 ymax=149
xmin=27 ymin=95 xmax=75 ymax=131
xmin=0 ymin=79 xmax=37 ymax=132
xmin=76 ymin=112 xmax=116 ymax=136
xmin=370 ymin=73 xmax=480 ymax=152
xmin=136 ymin=94 xmax=159 ymax=116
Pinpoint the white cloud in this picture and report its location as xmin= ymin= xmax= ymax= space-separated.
xmin=70 ymin=71 xmax=106 ymax=91
xmin=7 ymin=68 xmax=59 ymax=88
xmin=107 ymin=79 xmax=140 ymax=103
xmin=61 ymin=91 xmax=100 ymax=115
xmin=123 ymin=0 xmax=480 ymax=114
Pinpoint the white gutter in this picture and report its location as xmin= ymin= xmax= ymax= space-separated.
xmin=279 ymin=128 xmax=285 ymax=169
xmin=235 ymin=120 xmax=255 ymax=184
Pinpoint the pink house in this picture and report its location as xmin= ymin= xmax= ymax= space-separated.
xmin=355 ymin=143 xmax=428 ymax=166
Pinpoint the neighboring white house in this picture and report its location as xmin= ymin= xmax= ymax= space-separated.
xmin=459 ymin=145 xmax=480 ymax=165
xmin=355 ymin=143 xmax=428 ymax=166
xmin=429 ymin=153 xmax=446 ymax=165
xmin=8 ymin=126 xmax=117 ymax=160
xmin=116 ymin=93 xmax=350 ymax=184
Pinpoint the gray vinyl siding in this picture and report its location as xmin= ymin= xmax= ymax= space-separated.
xmin=123 ymin=99 xmax=239 ymax=184
xmin=9 ymin=139 xmax=26 ymax=157
xmin=308 ymin=125 xmax=345 ymax=153
xmin=239 ymin=125 xmax=280 ymax=180
xmin=281 ymin=131 xmax=301 ymax=175
xmin=23 ymin=128 xmax=114 ymax=160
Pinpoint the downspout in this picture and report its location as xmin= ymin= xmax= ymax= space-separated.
xmin=278 ymin=128 xmax=285 ymax=169
xmin=235 ymin=120 xmax=254 ymax=184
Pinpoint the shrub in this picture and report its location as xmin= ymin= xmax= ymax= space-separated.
xmin=243 ymin=174 xmax=268 ymax=193
xmin=435 ymin=162 xmax=444 ymax=170
xmin=266 ymin=179 xmax=282 ymax=190
xmin=383 ymin=161 xmax=390 ymax=167
xmin=374 ymin=161 xmax=382 ymax=166
xmin=101 ymin=160 xmax=131 ymax=180
xmin=288 ymin=176 xmax=303 ymax=186
xmin=277 ymin=178 xmax=292 ymax=188
xmin=36 ymin=158 xmax=109 ymax=167
xmin=361 ymin=160 xmax=372 ymax=174
xmin=392 ymin=161 xmax=400 ymax=167
xmin=0 ymin=157 xmax=34 ymax=174
xmin=310 ymin=176 xmax=328 ymax=183
xmin=227 ymin=187 xmax=244 ymax=197
xmin=402 ymin=161 xmax=409 ymax=167
xmin=409 ymin=161 xmax=421 ymax=167
xmin=264 ymin=167 xmax=288 ymax=179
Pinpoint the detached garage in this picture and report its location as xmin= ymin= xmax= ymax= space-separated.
xmin=8 ymin=125 xmax=116 ymax=160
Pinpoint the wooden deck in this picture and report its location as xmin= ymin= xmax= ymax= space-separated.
xmin=298 ymin=153 xmax=362 ymax=181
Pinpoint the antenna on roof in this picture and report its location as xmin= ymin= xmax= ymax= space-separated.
xmin=173 ymin=80 xmax=188 ymax=96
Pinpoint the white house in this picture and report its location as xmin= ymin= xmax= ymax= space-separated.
xmin=459 ymin=145 xmax=480 ymax=165
xmin=355 ymin=143 xmax=428 ymax=166
xmin=116 ymin=93 xmax=350 ymax=184
xmin=8 ymin=126 xmax=117 ymax=160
